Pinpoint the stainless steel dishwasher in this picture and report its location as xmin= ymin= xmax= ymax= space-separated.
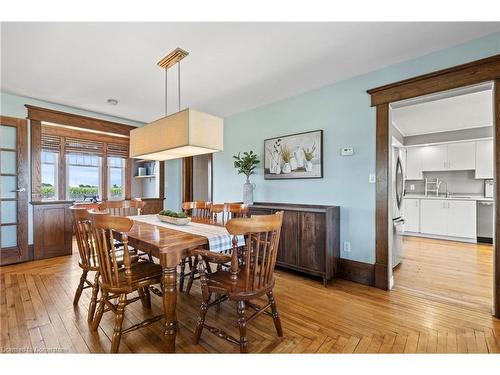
xmin=477 ymin=200 xmax=494 ymax=243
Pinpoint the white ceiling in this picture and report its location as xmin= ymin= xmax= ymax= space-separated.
xmin=1 ymin=22 xmax=500 ymax=123
xmin=391 ymin=88 xmax=493 ymax=136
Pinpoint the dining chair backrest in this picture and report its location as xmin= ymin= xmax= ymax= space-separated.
xmin=97 ymin=199 xmax=145 ymax=217
xmin=90 ymin=212 xmax=134 ymax=289
xmin=210 ymin=203 xmax=249 ymax=225
xmin=70 ymin=206 xmax=98 ymax=269
xmin=182 ymin=201 xmax=212 ymax=219
xmin=226 ymin=211 xmax=284 ymax=293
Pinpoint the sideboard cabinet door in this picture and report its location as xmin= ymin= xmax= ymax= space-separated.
xmin=276 ymin=211 xmax=299 ymax=266
xmin=298 ymin=212 xmax=326 ymax=272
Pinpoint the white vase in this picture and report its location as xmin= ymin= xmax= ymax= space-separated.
xmin=282 ymin=163 xmax=291 ymax=174
xmin=243 ymin=180 xmax=255 ymax=204
xmin=294 ymin=149 xmax=305 ymax=168
xmin=270 ymin=157 xmax=281 ymax=174
xmin=305 ymin=161 xmax=313 ymax=172
xmin=290 ymin=157 xmax=298 ymax=170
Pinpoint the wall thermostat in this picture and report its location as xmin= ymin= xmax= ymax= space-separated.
xmin=341 ymin=147 xmax=354 ymax=156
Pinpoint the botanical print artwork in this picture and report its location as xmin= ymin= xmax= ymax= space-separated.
xmin=264 ymin=130 xmax=323 ymax=179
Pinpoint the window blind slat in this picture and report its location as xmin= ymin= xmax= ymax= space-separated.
xmin=41 ymin=134 xmax=61 ymax=152
xmin=107 ymin=142 xmax=129 ymax=158
xmin=64 ymin=137 xmax=104 ymax=156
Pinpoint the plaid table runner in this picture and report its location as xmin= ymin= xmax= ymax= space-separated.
xmin=129 ymin=215 xmax=245 ymax=253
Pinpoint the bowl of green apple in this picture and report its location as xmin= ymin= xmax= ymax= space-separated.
xmin=157 ymin=210 xmax=191 ymax=226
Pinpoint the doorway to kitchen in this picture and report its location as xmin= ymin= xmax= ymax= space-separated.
xmin=388 ymin=83 xmax=495 ymax=313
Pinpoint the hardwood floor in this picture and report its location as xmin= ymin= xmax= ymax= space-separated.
xmin=394 ymin=236 xmax=493 ymax=314
xmin=1 ymin=248 xmax=500 ymax=353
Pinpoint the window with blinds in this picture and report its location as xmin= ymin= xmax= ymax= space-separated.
xmin=40 ymin=130 xmax=130 ymax=201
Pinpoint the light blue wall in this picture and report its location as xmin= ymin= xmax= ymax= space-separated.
xmin=214 ymin=31 xmax=500 ymax=264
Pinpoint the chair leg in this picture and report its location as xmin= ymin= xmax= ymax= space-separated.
xmin=87 ymin=272 xmax=100 ymax=324
xmin=194 ymin=297 xmax=209 ymax=344
xmin=186 ymin=257 xmax=198 ymax=295
xmin=91 ymin=290 xmax=107 ymax=331
xmin=179 ymin=258 xmax=187 ymax=292
xmin=215 ymin=293 xmax=221 ymax=312
xmin=237 ymin=300 xmax=248 ymax=353
xmin=73 ymin=269 xmax=88 ymax=305
xmin=111 ymin=293 xmax=127 ymax=353
xmin=138 ymin=286 xmax=151 ymax=309
xmin=267 ymin=291 xmax=283 ymax=337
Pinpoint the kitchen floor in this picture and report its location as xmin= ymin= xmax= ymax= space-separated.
xmin=394 ymin=236 xmax=493 ymax=313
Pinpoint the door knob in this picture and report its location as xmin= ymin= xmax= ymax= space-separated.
xmin=11 ymin=187 xmax=26 ymax=192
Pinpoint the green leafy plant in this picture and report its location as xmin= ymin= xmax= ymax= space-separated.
xmin=302 ymin=143 xmax=317 ymax=162
xmin=233 ymin=150 xmax=260 ymax=181
xmin=280 ymin=144 xmax=292 ymax=164
xmin=158 ymin=209 xmax=188 ymax=218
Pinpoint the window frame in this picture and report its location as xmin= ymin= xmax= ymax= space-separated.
xmin=107 ymin=156 xmax=126 ymax=201
xmin=40 ymin=150 xmax=59 ymax=200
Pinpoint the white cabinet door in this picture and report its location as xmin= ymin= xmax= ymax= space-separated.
xmin=420 ymin=199 xmax=448 ymax=236
xmin=447 ymin=142 xmax=475 ymax=170
xmin=403 ymin=199 xmax=420 ymax=233
xmin=421 ymin=145 xmax=447 ymax=171
xmin=475 ymin=139 xmax=494 ymax=179
xmin=447 ymin=200 xmax=476 ymax=239
xmin=406 ymin=147 xmax=423 ymax=180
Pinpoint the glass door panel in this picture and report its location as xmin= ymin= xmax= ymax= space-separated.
xmin=0 ymin=118 xmax=28 ymax=265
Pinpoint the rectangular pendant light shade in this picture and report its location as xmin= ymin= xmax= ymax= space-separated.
xmin=129 ymin=108 xmax=224 ymax=161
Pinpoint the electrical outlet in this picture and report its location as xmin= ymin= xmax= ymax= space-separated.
xmin=341 ymin=147 xmax=354 ymax=156
xmin=369 ymin=174 xmax=376 ymax=183
xmin=410 ymin=184 xmax=415 ymax=191
xmin=343 ymin=241 xmax=351 ymax=252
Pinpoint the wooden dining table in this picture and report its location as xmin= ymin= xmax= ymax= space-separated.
xmin=123 ymin=217 xmax=217 ymax=353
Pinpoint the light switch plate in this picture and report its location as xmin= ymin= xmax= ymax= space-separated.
xmin=369 ymin=173 xmax=376 ymax=183
xmin=341 ymin=147 xmax=354 ymax=156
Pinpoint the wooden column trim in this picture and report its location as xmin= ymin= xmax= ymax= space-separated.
xmin=125 ymin=158 xmax=132 ymax=200
xmin=30 ymin=119 xmax=42 ymax=202
xmin=102 ymin=143 xmax=108 ymax=201
xmin=59 ymin=136 xmax=66 ymax=200
xmin=495 ymin=79 xmax=500 ymax=318
xmin=375 ymin=103 xmax=389 ymax=290
xmin=182 ymin=157 xmax=193 ymax=203
xmin=159 ymin=161 xmax=165 ymax=201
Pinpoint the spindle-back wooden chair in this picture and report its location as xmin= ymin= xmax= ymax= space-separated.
xmin=97 ymin=199 xmax=152 ymax=262
xmin=97 ymin=199 xmax=146 ymax=216
xmin=90 ymin=213 xmax=164 ymax=353
xmin=178 ymin=201 xmax=213 ymax=291
xmin=185 ymin=203 xmax=249 ymax=295
xmin=193 ymin=211 xmax=284 ymax=353
xmin=71 ymin=206 xmax=101 ymax=323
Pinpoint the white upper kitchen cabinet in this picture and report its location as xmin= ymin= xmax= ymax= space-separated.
xmin=447 ymin=200 xmax=476 ymax=238
xmin=406 ymin=147 xmax=423 ymax=180
xmin=403 ymin=198 xmax=420 ymax=233
xmin=421 ymin=144 xmax=448 ymax=171
xmin=447 ymin=142 xmax=475 ymax=170
xmin=475 ymin=139 xmax=494 ymax=179
xmin=420 ymin=199 xmax=448 ymax=235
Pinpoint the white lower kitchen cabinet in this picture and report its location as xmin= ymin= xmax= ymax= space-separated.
xmin=420 ymin=199 xmax=448 ymax=235
xmin=420 ymin=198 xmax=476 ymax=239
xmin=403 ymin=198 xmax=420 ymax=232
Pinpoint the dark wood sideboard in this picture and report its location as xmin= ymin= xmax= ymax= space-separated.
xmin=248 ymin=202 xmax=340 ymax=286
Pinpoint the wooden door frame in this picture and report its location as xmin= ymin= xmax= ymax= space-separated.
xmin=367 ymin=54 xmax=500 ymax=318
xmin=0 ymin=116 xmax=29 ymax=265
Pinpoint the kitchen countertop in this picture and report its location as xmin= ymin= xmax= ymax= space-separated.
xmin=404 ymin=193 xmax=494 ymax=202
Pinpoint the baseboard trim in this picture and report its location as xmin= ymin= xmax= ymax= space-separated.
xmin=337 ymin=258 xmax=375 ymax=286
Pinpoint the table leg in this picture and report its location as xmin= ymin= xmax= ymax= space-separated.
xmin=163 ymin=266 xmax=178 ymax=353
